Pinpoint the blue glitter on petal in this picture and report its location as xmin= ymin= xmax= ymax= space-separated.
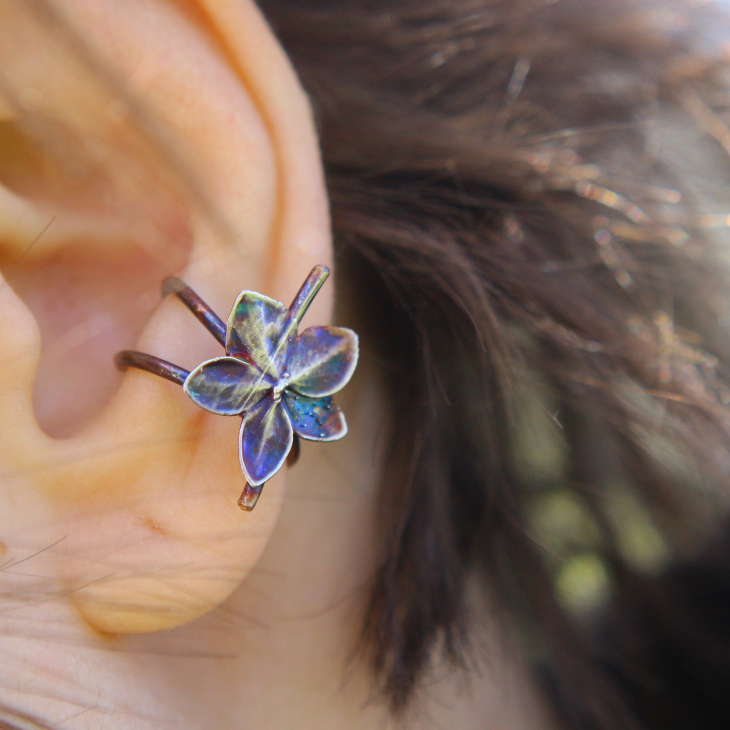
xmin=283 ymin=391 xmax=347 ymax=442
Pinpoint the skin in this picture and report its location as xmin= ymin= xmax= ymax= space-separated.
xmin=0 ymin=1 xmax=558 ymax=727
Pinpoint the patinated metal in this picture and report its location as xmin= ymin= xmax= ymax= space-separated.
xmin=114 ymin=350 xmax=190 ymax=386
xmin=115 ymin=265 xmax=359 ymax=511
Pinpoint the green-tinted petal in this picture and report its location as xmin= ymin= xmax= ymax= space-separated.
xmin=184 ymin=357 xmax=270 ymax=415
xmin=239 ymin=394 xmax=293 ymax=485
xmin=287 ymin=326 xmax=359 ymax=398
xmin=226 ymin=291 xmax=292 ymax=378
xmin=283 ymin=391 xmax=347 ymax=442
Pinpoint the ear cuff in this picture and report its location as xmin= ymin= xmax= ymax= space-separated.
xmin=115 ymin=265 xmax=359 ymax=512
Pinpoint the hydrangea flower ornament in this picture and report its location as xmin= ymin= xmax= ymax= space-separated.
xmin=115 ymin=266 xmax=359 ymax=511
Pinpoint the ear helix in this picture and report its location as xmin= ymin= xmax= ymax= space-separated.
xmin=0 ymin=0 xmax=339 ymax=637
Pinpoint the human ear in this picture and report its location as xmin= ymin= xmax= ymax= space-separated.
xmin=0 ymin=0 xmax=331 ymax=633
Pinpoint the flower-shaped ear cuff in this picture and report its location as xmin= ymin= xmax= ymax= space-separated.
xmin=115 ymin=265 xmax=359 ymax=511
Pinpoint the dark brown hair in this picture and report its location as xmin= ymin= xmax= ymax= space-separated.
xmin=260 ymin=0 xmax=730 ymax=726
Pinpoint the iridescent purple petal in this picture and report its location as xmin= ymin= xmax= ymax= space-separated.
xmin=184 ymin=357 xmax=269 ymax=415
xmin=286 ymin=326 xmax=359 ymax=398
xmin=283 ymin=391 xmax=348 ymax=442
xmin=239 ymin=394 xmax=294 ymax=486
xmin=226 ymin=291 xmax=291 ymax=378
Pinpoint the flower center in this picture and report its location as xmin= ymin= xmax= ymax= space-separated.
xmin=272 ymin=371 xmax=290 ymax=402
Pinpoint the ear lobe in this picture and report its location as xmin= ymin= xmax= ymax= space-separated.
xmin=0 ymin=0 xmax=332 ymax=633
